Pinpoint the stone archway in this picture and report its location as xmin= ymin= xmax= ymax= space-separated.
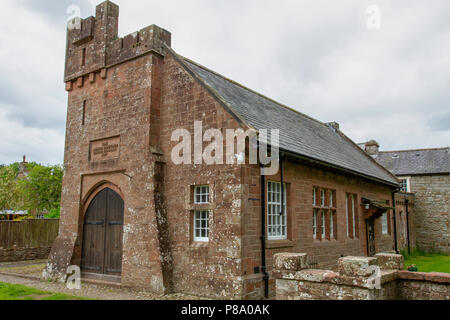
xmin=81 ymin=187 xmax=124 ymax=277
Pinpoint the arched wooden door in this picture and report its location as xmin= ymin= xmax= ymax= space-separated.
xmin=81 ymin=188 xmax=124 ymax=276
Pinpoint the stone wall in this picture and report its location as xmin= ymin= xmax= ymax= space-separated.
xmin=241 ymin=160 xmax=397 ymax=298
xmin=273 ymin=253 xmax=450 ymax=300
xmin=0 ymin=247 xmax=52 ymax=263
xmin=410 ymin=174 xmax=449 ymax=254
xmin=397 ymin=270 xmax=450 ymax=300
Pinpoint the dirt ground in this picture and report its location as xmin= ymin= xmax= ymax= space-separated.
xmin=0 ymin=260 xmax=208 ymax=300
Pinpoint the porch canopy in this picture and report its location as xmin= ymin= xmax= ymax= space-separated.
xmin=361 ymin=198 xmax=394 ymax=220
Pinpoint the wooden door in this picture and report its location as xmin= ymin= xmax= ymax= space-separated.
xmin=81 ymin=188 xmax=124 ymax=275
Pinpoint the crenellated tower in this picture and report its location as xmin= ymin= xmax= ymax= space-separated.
xmin=65 ymin=1 xmax=171 ymax=89
xmin=45 ymin=1 xmax=173 ymax=294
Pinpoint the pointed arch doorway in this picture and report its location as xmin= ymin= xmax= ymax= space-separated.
xmin=81 ymin=187 xmax=124 ymax=277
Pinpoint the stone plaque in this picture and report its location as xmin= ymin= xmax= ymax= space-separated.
xmin=90 ymin=136 xmax=120 ymax=162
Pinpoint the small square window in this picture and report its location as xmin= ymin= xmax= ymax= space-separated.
xmin=194 ymin=185 xmax=210 ymax=204
xmin=399 ymin=178 xmax=410 ymax=192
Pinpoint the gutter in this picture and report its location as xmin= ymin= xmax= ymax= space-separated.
xmin=260 ymin=164 xmax=269 ymax=299
xmin=405 ymin=199 xmax=411 ymax=255
xmin=279 ymin=147 xmax=399 ymax=188
xmin=391 ymin=190 xmax=399 ymax=254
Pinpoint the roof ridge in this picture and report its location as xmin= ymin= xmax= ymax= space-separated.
xmin=181 ymin=56 xmax=331 ymax=129
xmin=379 ymin=147 xmax=449 ymax=154
xmin=335 ymin=131 xmax=400 ymax=184
xmin=163 ymin=45 xmax=254 ymax=131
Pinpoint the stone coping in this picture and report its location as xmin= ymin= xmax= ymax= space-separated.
xmin=273 ymin=252 xmax=450 ymax=288
xmin=273 ymin=269 xmax=398 ymax=288
xmin=398 ymin=270 xmax=450 ymax=284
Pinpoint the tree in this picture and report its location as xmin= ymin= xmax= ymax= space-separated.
xmin=16 ymin=164 xmax=64 ymax=214
xmin=0 ymin=162 xmax=63 ymax=218
xmin=0 ymin=163 xmax=20 ymax=210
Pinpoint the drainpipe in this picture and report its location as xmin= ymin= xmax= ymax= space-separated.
xmin=391 ymin=191 xmax=399 ymax=254
xmin=280 ymin=153 xmax=285 ymax=215
xmin=260 ymin=168 xmax=269 ymax=299
xmin=258 ymin=140 xmax=269 ymax=299
xmin=405 ymin=199 xmax=411 ymax=255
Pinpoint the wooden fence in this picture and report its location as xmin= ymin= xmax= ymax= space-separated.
xmin=0 ymin=219 xmax=59 ymax=249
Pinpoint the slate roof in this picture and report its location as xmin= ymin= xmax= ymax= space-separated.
xmin=175 ymin=55 xmax=399 ymax=186
xmin=374 ymin=148 xmax=450 ymax=176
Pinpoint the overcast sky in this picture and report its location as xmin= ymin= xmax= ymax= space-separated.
xmin=0 ymin=0 xmax=449 ymax=165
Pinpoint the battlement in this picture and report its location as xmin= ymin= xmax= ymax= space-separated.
xmin=65 ymin=1 xmax=171 ymax=82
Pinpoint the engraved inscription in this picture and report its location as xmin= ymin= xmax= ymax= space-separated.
xmin=90 ymin=137 xmax=120 ymax=162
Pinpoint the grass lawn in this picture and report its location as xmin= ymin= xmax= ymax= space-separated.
xmin=0 ymin=282 xmax=90 ymax=300
xmin=403 ymin=250 xmax=450 ymax=273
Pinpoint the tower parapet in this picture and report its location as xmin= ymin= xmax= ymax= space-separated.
xmin=65 ymin=1 xmax=171 ymax=83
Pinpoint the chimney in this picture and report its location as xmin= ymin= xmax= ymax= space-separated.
xmin=326 ymin=122 xmax=340 ymax=130
xmin=365 ymin=140 xmax=380 ymax=156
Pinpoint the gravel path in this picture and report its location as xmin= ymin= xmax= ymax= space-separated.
xmin=0 ymin=261 xmax=207 ymax=300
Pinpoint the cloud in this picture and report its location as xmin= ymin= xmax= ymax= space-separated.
xmin=1 ymin=0 xmax=449 ymax=165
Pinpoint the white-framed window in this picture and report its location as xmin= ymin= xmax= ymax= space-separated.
xmin=346 ymin=193 xmax=357 ymax=239
xmin=399 ymin=177 xmax=411 ymax=193
xmin=329 ymin=191 xmax=334 ymax=208
xmin=381 ymin=212 xmax=388 ymax=235
xmin=320 ymin=189 xmax=325 ymax=207
xmin=321 ymin=210 xmax=326 ymax=239
xmin=194 ymin=185 xmax=210 ymax=204
xmin=312 ymin=188 xmax=317 ymax=206
xmin=352 ymin=194 xmax=356 ymax=238
xmin=313 ymin=209 xmax=318 ymax=239
xmin=194 ymin=210 xmax=209 ymax=242
xmin=330 ymin=211 xmax=335 ymax=239
xmin=267 ymin=181 xmax=287 ymax=240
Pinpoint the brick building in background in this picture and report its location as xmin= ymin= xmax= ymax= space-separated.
xmin=363 ymin=142 xmax=449 ymax=254
xmin=45 ymin=1 xmax=413 ymax=299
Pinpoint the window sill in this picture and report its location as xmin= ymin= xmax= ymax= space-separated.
xmin=266 ymin=239 xmax=294 ymax=249
xmin=187 ymin=204 xmax=215 ymax=211
xmin=190 ymin=241 xmax=209 ymax=248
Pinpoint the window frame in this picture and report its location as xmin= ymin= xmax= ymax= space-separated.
xmin=399 ymin=177 xmax=411 ymax=193
xmin=320 ymin=189 xmax=326 ymax=207
xmin=267 ymin=181 xmax=288 ymax=241
xmin=329 ymin=190 xmax=334 ymax=208
xmin=321 ymin=210 xmax=326 ymax=239
xmin=193 ymin=210 xmax=210 ymax=242
xmin=346 ymin=193 xmax=358 ymax=239
xmin=381 ymin=212 xmax=389 ymax=235
xmin=352 ymin=194 xmax=356 ymax=238
xmin=313 ymin=209 xmax=318 ymax=239
xmin=330 ymin=211 xmax=335 ymax=239
xmin=194 ymin=185 xmax=210 ymax=204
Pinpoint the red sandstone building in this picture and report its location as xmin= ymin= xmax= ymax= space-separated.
xmin=45 ymin=1 xmax=413 ymax=299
